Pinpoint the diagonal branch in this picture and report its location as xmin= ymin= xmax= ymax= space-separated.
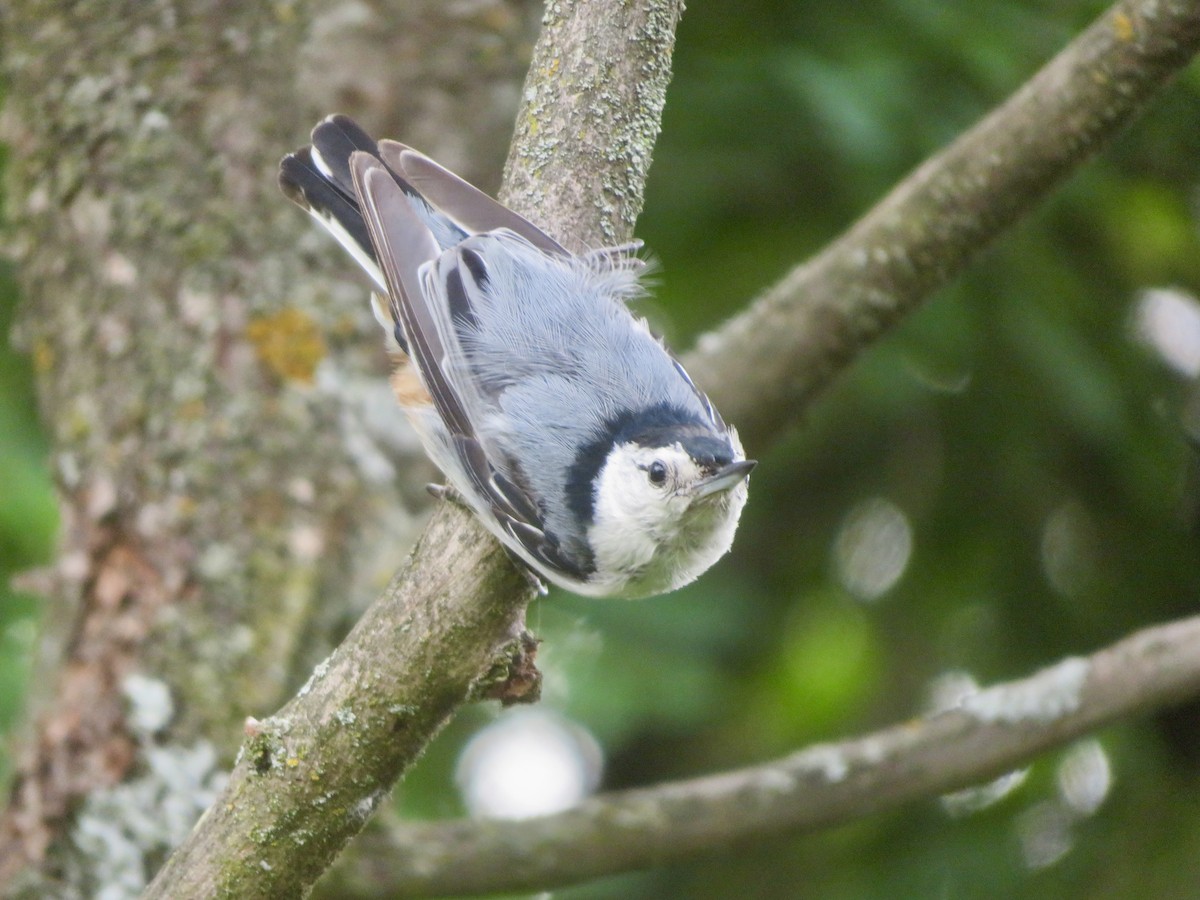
xmin=687 ymin=0 xmax=1200 ymax=452
xmin=347 ymin=614 xmax=1200 ymax=897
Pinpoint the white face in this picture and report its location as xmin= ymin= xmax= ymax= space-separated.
xmin=586 ymin=439 xmax=750 ymax=598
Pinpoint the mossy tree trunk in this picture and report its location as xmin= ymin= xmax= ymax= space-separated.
xmin=0 ymin=2 xmax=537 ymax=895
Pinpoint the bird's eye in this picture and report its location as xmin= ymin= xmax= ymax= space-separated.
xmin=647 ymin=461 xmax=668 ymax=486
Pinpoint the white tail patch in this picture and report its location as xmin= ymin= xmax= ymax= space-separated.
xmin=303 ymin=205 xmax=387 ymax=293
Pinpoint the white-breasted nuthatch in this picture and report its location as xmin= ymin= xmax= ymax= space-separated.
xmin=279 ymin=115 xmax=754 ymax=598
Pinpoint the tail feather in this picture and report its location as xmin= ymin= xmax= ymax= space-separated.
xmin=280 ymin=116 xmax=476 ymax=357
xmin=280 ymin=115 xmax=425 ymax=301
xmin=281 ymin=114 xmax=566 ymax=356
xmin=279 ymin=143 xmax=388 ymax=295
xmin=308 ymin=115 xmax=379 ymax=200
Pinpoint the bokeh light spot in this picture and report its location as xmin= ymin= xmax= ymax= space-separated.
xmin=1016 ymin=800 xmax=1075 ymax=870
xmin=1040 ymin=500 xmax=1098 ymax=598
xmin=1134 ymin=287 xmax=1200 ymax=376
xmin=456 ymin=708 xmax=603 ymax=820
xmin=833 ymin=497 xmax=913 ymax=601
xmin=1056 ymin=738 xmax=1111 ymax=817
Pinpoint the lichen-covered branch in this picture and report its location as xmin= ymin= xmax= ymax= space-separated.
xmin=501 ymin=0 xmax=685 ymax=248
xmin=686 ymin=0 xmax=1200 ymax=452
xmin=343 ymin=614 xmax=1200 ymax=897
xmin=141 ymin=508 xmax=533 ymax=898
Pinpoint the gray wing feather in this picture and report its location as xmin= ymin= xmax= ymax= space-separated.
xmin=350 ymin=151 xmax=576 ymax=574
xmin=378 ymin=141 xmax=568 ymax=258
xmin=350 ymin=152 xmax=474 ymax=439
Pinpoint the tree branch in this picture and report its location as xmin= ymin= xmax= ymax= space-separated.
xmin=141 ymin=507 xmax=532 ymax=898
xmin=345 ymin=614 xmax=1200 ymax=897
xmin=686 ymin=0 xmax=1200 ymax=452
xmin=501 ymin=0 xmax=683 ymax=248
xmin=141 ymin=1 xmax=685 ymax=896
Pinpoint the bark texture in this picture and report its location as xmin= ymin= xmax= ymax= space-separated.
xmin=0 ymin=0 xmax=537 ymax=895
xmin=501 ymin=0 xmax=685 ymax=248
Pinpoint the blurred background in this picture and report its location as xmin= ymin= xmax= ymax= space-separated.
xmin=5 ymin=0 xmax=1200 ymax=897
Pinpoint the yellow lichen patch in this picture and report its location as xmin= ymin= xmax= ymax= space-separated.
xmin=177 ymin=398 xmax=206 ymax=421
xmin=175 ymin=495 xmax=198 ymax=519
xmin=1113 ymin=11 xmax=1135 ymax=42
xmin=32 ymin=339 xmax=55 ymax=374
xmin=245 ymin=308 xmax=326 ymax=384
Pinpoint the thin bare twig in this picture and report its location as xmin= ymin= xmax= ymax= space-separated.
xmin=348 ymin=615 xmax=1200 ymax=897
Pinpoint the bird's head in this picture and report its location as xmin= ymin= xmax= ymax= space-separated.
xmin=583 ymin=417 xmax=755 ymax=598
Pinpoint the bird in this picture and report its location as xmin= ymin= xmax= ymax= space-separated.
xmin=278 ymin=115 xmax=754 ymax=598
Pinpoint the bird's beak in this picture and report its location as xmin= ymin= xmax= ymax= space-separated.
xmin=693 ymin=459 xmax=757 ymax=499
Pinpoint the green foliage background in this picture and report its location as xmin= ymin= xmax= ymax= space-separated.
xmin=0 ymin=134 xmax=56 ymax=791
xmin=4 ymin=1 xmax=1200 ymax=897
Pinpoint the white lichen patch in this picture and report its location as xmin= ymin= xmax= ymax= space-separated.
xmin=607 ymin=796 xmax=669 ymax=832
xmin=102 ymin=252 xmax=138 ymax=287
xmin=961 ymin=657 xmax=1091 ymax=724
xmin=751 ymin=766 xmax=797 ymax=795
xmin=351 ymin=788 xmax=387 ymax=824
xmin=196 ymin=542 xmax=238 ymax=580
xmin=796 ymin=745 xmax=850 ymax=783
xmin=67 ymin=740 xmax=227 ymax=899
xmin=139 ymin=109 xmax=170 ymax=133
xmin=854 ymin=733 xmax=891 ymax=767
xmin=297 ymin=655 xmax=332 ymax=698
xmin=288 ymin=523 xmax=326 ymax=561
xmin=941 ymin=767 xmax=1029 ymax=817
xmin=122 ymin=673 xmax=174 ymax=735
